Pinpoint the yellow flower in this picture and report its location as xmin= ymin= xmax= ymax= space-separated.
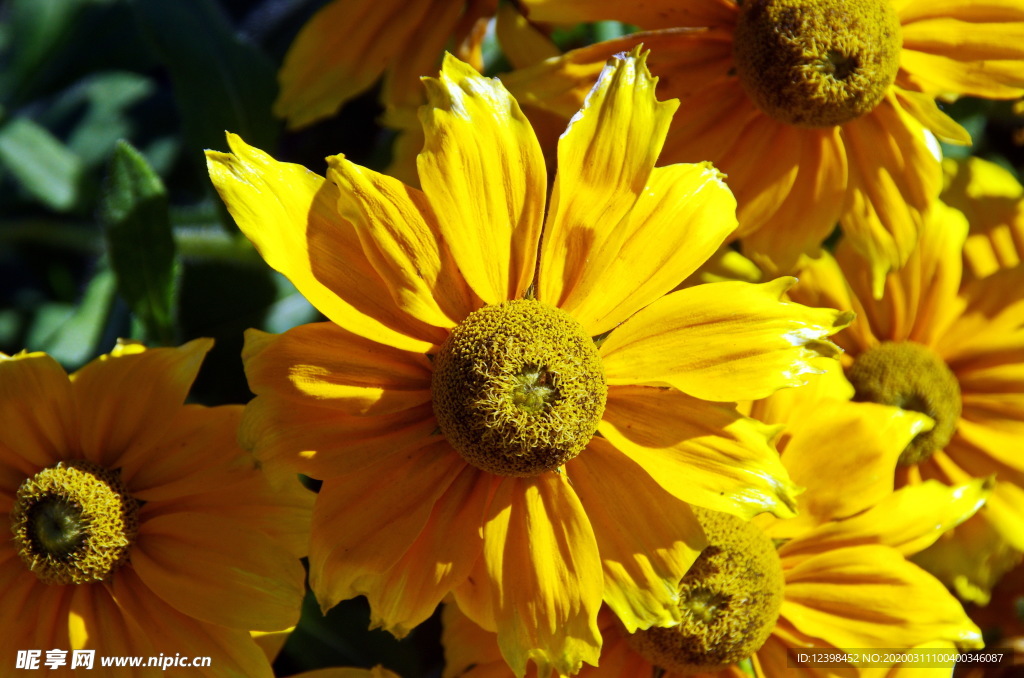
xmin=942 ymin=156 xmax=1024 ymax=280
xmin=787 ymin=199 xmax=1024 ymax=560
xmin=0 ymin=340 xmax=311 ymax=676
xmin=207 ymin=51 xmax=849 ymax=677
xmin=274 ymin=0 xmax=495 ymax=130
xmin=442 ymin=393 xmax=985 ymax=678
xmin=506 ymin=0 xmax=1024 ymax=293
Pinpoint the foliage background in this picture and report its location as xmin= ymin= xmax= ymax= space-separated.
xmin=1 ymin=0 xmax=1022 ymax=675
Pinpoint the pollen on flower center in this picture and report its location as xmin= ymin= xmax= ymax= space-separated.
xmin=848 ymin=341 xmax=962 ymax=466
xmin=11 ymin=460 xmax=140 ymax=585
xmin=732 ymin=0 xmax=902 ymax=127
xmin=625 ymin=507 xmax=784 ymax=674
xmin=431 ymin=299 xmax=607 ymax=477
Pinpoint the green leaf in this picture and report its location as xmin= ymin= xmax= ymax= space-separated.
xmin=99 ymin=140 xmax=179 ymax=345
xmin=133 ymin=0 xmax=280 ymax=157
xmin=0 ymin=117 xmax=86 ymax=211
xmin=65 ymin=71 xmax=155 ymax=166
xmin=27 ymin=267 xmax=117 ymax=369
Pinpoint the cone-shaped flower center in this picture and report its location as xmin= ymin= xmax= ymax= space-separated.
xmin=626 ymin=507 xmax=784 ymax=674
xmin=432 ymin=299 xmax=606 ymax=477
xmin=733 ymin=0 xmax=902 ymax=127
xmin=848 ymin=341 xmax=962 ymax=466
xmin=11 ymin=460 xmax=139 ymax=585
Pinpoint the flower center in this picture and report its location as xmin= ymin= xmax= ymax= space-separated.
xmin=431 ymin=299 xmax=606 ymax=477
xmin=847 ymin=341 xmax=962 ymax=466
xmin=626 ymin=508 xmax=784 ymax=674
xmin=732 ymin=0 xmax=902 ymax=127
xmin=11 ymin=460 xmax=140 ymax=585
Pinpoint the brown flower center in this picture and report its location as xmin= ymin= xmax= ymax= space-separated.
xmin=431 ymin=299 xmax=606 ymax=477
xmin=11 ymin=460 xmax=139 ymax=585
xmin=848 ymin=341 xmax=962 ymax=466
xmin=625 ymin=507 xmax=784 ymax=674
xmin=733 ymin=0 xmax=902 ymax=127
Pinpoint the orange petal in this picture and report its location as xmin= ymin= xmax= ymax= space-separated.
xmin=482 ymin=474 xmax=602 ymax=677
xmin=441 ymin=603 xmax=509 ymax=678
xmin=71 ymin=339 xmax=211 ymax=470
xmin=242 ymin=324 xmax=432 ymax=417
xmin=308 ymin=442 xmax=467 ymax=613
xmin=566 ymin=437 xmax=707 ymax=632
xmin=600 ymin=278 xmax=851 ymax=401
xmin=0 ymin=351 xmax=74 ymax=477
xmin=134 ymin=512 xmax=305 ymax=631
xmin=418 ymin=54 xmax=546 ymax=304
xmin=241 ymin=394 xmax=436 ymax=480
xmin=361 ymin=465 xmax=491 ymax=637
xmin=519 ymin=0 xmax=737 ymax=29
xmin=599 ymin=385 xmax=798 ymax=519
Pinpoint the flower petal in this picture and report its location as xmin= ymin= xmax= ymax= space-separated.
xmin=308 ymin=441 xmax=466 ymax=613
xmin=777 ymin=401 xmax=934 ymax=527
xmin=71 ymin=339 xmax=210 ymax=470
xmin=482 ymin=474 xmax=602 ymax=677
xmin=566 ymin=437 xmax=707 ymax=632
xmin=558 ymin=161 xmax=737 ymax=335
xmin=326 ymin=155 xmax=477 ymax=328
xmin=363 ymin=465 xmax=491 ymax=638
xmin=111 ymin=567 xmax=276 ymax=677
xmin=781 ymin=479 xmax=990 ymax=558
xmin=133 ymin=512 xmax=305 ymax=631
xmin=418 ymin=54 xmax=546 ymax=304
xmin=273 ymin=0 xmax=434 ymax=128
xmin=519 ymin=0 xmax=737 ymax=29
xmin=838 ymin=95 xmax=943 ymax=297
xmin=782 ymin=544 xmax=982 ymax=650
xmin=242 ymin=324 xmax=432 ymax=417
xmin=599 ymin=385 xmax=798 ymax=519
xmin=206 ymin=134 xmax=437 ymax=350
xmin=600 ymin=278 xmax=852 ymax=401
xmin=442 ymin=603 xmax=508 ymax=678
xmin=0 ymin=351 xmax=74 ymax=476
xmin=241 ymin=394 xmax=436 ymax=480
xmin=536 ymin=49 xmax=678 ymax=321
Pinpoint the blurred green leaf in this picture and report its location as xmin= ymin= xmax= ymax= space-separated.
xmin=27 ymin=267 xmax=117 ymax=368
xmin=133 ymin=0 xmax=280 ymax=157
xmin=65 ymin=71 xmax=155 ymax=166
xmin=100 ymin=140 xmax=179 ymax=345
xmin=0 ymin=117 xmax=86 ymax=211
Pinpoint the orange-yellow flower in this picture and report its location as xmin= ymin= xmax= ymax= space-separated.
xmin=0 ymin=340 xmax=311 ymax=676
xmin=506 ymin=0 xmax=1024 ymax=293
xmin=208 ymin=50 xmax=850 ymax=677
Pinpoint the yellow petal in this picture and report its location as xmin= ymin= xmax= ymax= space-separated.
xmin=242 ymin=325 xmax=432 ymax=418
xmin=71 ymin=339 xmax=211 ymax=470
xmin=566 ymin=437 xmax=707 ymax=632
xmin=133 ymin=513 xmax=305 ymax=631
xmin=273 ymin=0 xmax=433 ymax=128
xmin=418 ymin=54 xmax=546 ymax=304
xmin=326 ymin=155 xmax=477 ymax=329
xmin=559 ymin=161 xmax=737 ymax=335
xmin=894 ymin=89 xmax=972 ymax=145
xmin=308 ymin=442 xmax=466 ymax=613
xmin=363 ymin=466 xmax=490 ymax=638
xmin=380 ymin=0 xmax=465 ymax=111
xmin=600 ymin=278 xmax=852 ymax=401
xmin=495 ymin=2 xmax=560 ymax=69
xmin=599 ymin=385 xmax=799 ymax=519
xmin=537 ymin=48 xmax=678 ymax=318
xmin=441 ymin=603 xmax=507 ymax=678
xmin=206 ymin=134 xmax=437 ymax=350
xmin=782 ymin=544 xmax=982 ymax=650
xmin=778 ymin=401 xmax=934 ymax=526
xmin=482 ymin=474 xmax=602 ymax=677
xmin=782 ymin=479 xmax=990 ymax=558
xmin=838 ymin=95 xmax=943 ymax=298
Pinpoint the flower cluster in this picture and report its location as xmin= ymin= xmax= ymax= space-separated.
xmin=5 ymin=0 xmax=1024 ymax=676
